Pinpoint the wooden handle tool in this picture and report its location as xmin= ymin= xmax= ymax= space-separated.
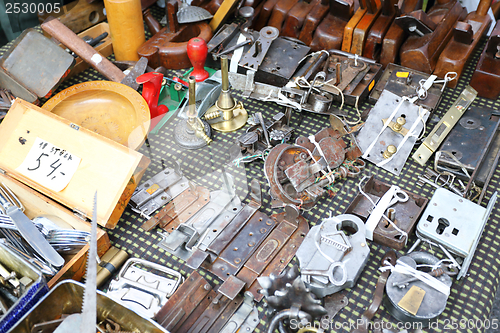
xmin=41 ymin=17 xmax=125 ymax=83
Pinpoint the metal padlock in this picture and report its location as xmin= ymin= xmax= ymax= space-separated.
xmin=295 ymin=214 xmax=370 ymax=298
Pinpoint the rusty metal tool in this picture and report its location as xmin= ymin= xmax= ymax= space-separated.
xmin=265 ymin=126 xmax=363 ymax=209
xmin=154 ymin=271 xmax=213 ymax=331
xmin=435 ymin=108 xmax=500 ymax=189
xmin=239 ymin=26 xmax=279 ymax=70
xmin=233 ymin=111 xmax=294 ymax=164
xmin=368 ymin=64 xmax=446 ymax=112
xmin=320 ymin=50 xmax=382 ymax=106
xmin=217 ymin=7 xmax=255 ymax=57
xmin=237 ymin=206 xmax=309 ymax=301
xmin=41 ymin=17 xmax=147 ymax=90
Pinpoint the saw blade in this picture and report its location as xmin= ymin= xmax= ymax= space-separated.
xmin=80 ymin=191 xmax=98 ymax=332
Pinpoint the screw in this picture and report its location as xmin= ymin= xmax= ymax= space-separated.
xmin=408 ymin=24 xmax=425 ymax=37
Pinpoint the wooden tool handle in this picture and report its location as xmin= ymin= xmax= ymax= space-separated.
xmin=477 ymin=0 xmax=492 ymax=17
xmin=41 ymin=17 xmax=125 ymax=82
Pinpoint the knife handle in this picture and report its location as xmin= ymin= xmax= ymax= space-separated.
xmin=41 ymin=17 xmax=125 ymax=83
xmin=0 ymin=184 xmax=24 ymax=212
xmin=0 ymin=189 xmax=12 ymax=210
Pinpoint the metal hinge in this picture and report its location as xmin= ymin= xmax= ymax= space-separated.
xmin=0 ymin=168 xmax=6 ymax=175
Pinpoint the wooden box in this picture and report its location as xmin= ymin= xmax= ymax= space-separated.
xmin=0 ymin=99 xmax=150 ymax=286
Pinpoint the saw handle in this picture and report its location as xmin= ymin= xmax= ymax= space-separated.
xmin=41 ymin=17 xmax=125 ymax=83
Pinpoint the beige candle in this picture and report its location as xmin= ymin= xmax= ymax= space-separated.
xmin=104 ymin=0 xmax=146 ymax=61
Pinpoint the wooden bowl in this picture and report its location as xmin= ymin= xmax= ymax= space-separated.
xmin=42 ymin=81 xmax=150 ymax=150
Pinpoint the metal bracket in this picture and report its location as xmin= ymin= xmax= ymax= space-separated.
xmin=157 ymin=173 xmax=239 ymax=260
xmin=107 ymin=258 xmax=184 ymax=319
xmin=219 ymin=292 xmax=255 ymax=333
xmin=239 ymin=26 xmax=279 ymax=70
xmin=357 ymin=90 xmax=429 ymax=175
xmin=413 ymin=86 xmax=477 ymax=166
xmin=129 ymin=164 xmax=186 ymax=217
xmin=228 ymin=70 xmax=281 ymax=100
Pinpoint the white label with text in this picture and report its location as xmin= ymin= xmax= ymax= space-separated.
xmin=16 ymin=137 xmax=81 ymax=192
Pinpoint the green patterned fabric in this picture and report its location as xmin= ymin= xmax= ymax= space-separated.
xmin=1 ymin=7 xmax=500 ymax=333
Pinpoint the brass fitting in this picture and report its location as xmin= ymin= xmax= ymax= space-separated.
xmin=194 ymin=117 xmax=212 ymax=144
xmin=383 ymin=145 xmax=397 ymax=159
xmin=393 ymin=117 xmax=406 ymax=132
xmin=204 ymin=55 xmax=248 ymax=132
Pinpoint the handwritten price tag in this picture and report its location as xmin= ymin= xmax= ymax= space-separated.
xmin=16 ymin=137 xmax=81 ymax=192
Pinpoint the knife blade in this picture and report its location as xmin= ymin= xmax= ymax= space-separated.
xmin=0 ymin=192 xmax=64 ymax=268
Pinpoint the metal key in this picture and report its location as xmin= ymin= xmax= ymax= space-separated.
xmin=301 ymin=261 xmax=347 ymax=286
